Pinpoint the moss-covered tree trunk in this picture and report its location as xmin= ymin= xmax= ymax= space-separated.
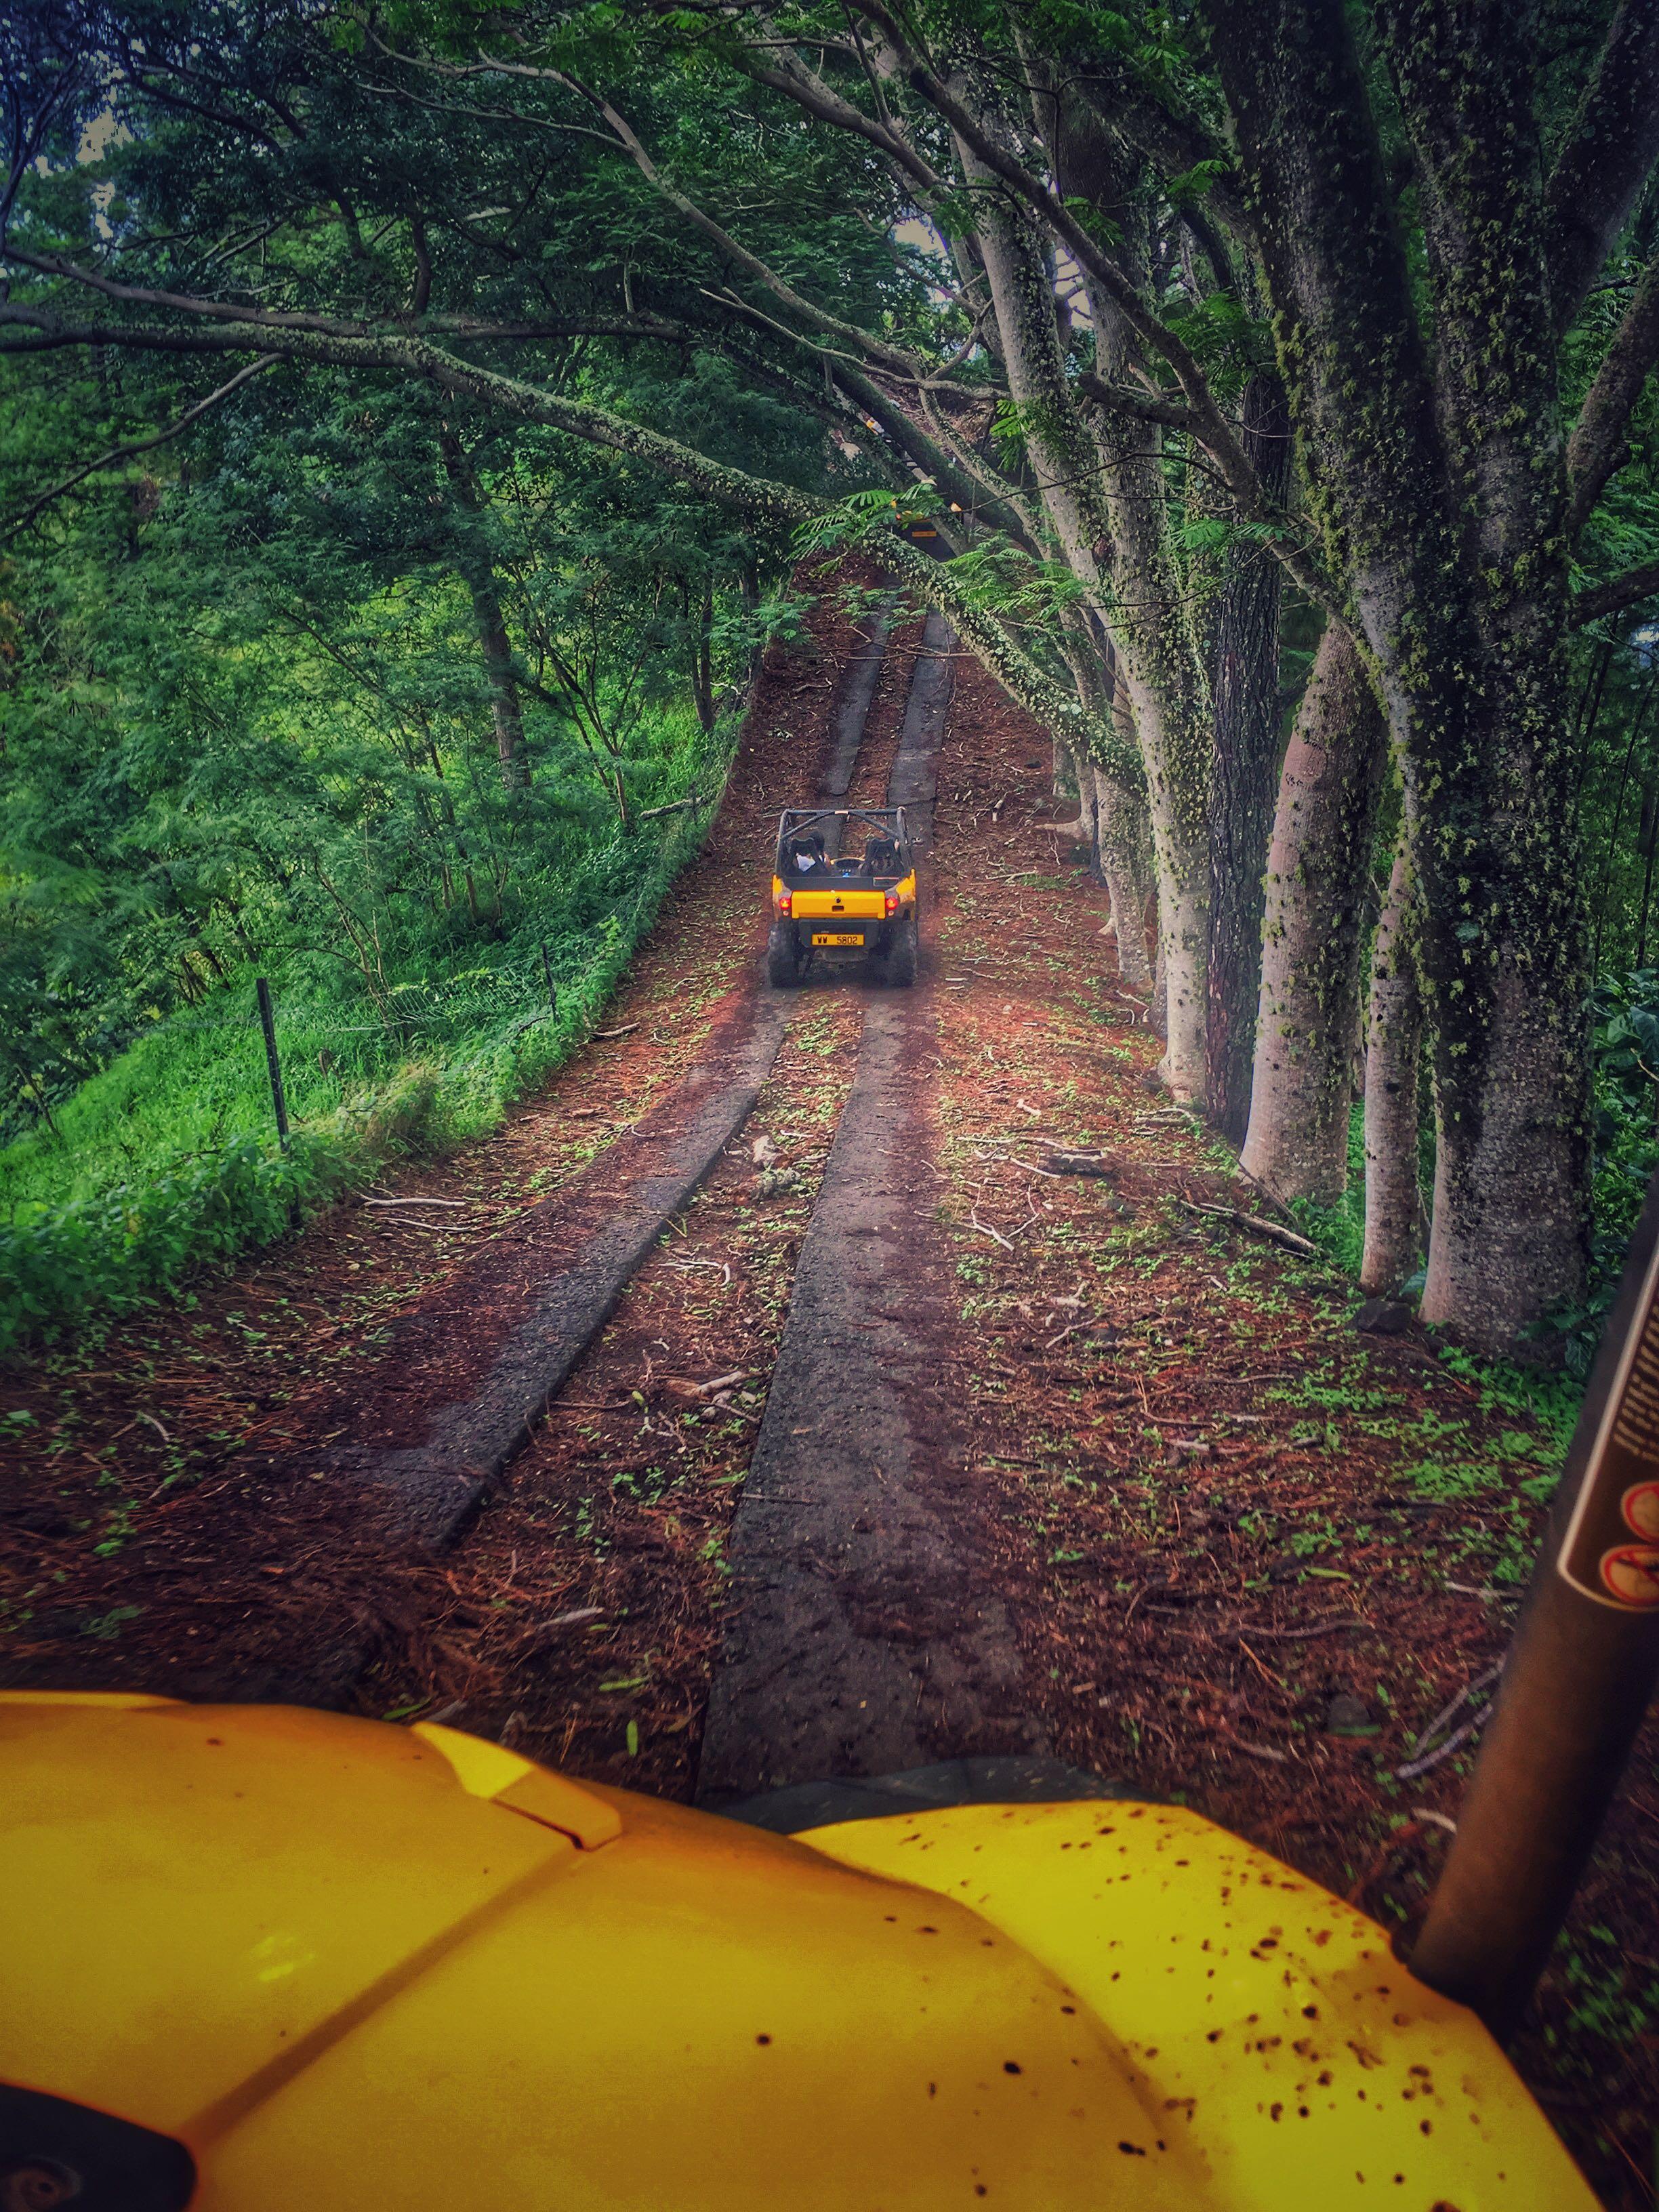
xmin=1241 ymin=623 xmax=1387 ymax=1200
xmin=1089 ymin=765 xmax=1150 ymax=989
xmin=1209 ymin=0 xmax=1592 ymax=1351
xmin=1206 ymin=371 xmax=1290 ymax=1141
xmin=1361 ymin=842 xmax=1425 ymax=1296
xmin=958 ymin=111 xmax=1211 ymax=1097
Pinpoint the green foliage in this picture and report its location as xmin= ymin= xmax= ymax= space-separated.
xmin=0 ymin=773 xmax=720 ymax=1352
xmin=1534 ymin=968 xmax=1659 ymax=1378
xmin=1285 ymin=1107 xmax=1370 ymax=1279
xmin=0 ymin=18 xmax=878 ymax=1348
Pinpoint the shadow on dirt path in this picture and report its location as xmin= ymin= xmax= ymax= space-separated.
xmin=699 ymin=613 xmax=1048 ymax=1801
xmin=697 ymin=997 xmax=1044 ymax=1801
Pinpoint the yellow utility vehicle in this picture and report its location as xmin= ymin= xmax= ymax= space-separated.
xmin=0 ymin=1692 xmax=1596 ymax=2209
xmin=769 ymin=805 xmax=918 ymax=989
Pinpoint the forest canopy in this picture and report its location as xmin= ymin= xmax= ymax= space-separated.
xmin=5 ymin=0 xmax=1659 ymax=1360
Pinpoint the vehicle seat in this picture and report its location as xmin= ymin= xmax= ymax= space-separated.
xmin=865 ymin=836 xmax=901 ymax=878
xmin=785 ymin=834 xmax=827 ymax=875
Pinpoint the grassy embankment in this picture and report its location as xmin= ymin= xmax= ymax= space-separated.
xmin=0 ymin=703 xmax=731 ymax=1354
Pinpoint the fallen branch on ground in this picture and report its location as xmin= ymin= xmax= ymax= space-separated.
xmin=1394 ymin=1660 xmax=1503 ymax=1780
xmin=1226 ymin=1737 xmax=1292 ymax=1764
xmin=363 ymin=1194 xmax=472 ymax=1208
xmin=1174 ymin=1199 xmax=1320 ymax=1256
xmin=1161 ymin=1612 xmax=1370 ymax=1645
xmin=975 ymin=1147 xmax=1065 ymax=1179
xmin=697 ymin=1369 xmax=754 ymax=1395
xmin=968 ymin=1212 xmax=1017 ymax=1250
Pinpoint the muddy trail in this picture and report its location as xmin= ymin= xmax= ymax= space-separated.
xmin=2 ymin=561 xmax=1656 ymax=2203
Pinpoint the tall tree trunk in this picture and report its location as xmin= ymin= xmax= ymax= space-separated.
xmin=1073 ymin=759 xmax=1101 ymax=865
xmin=1241 ymin=624 xmax=1387 ymax=1202
xmin=468 ymin=575 xmax=530 ymax=792
xmin=438 ymin=430 xmax=530 ymax=792
xmin=1097 ymin=657 xmax=1155 ymax=990
xmin=1206 ymin=371 xmax=1290 ymax=1141
xmin=1361 ymin=842 xmax=1425 ymax=1295
xmin=691 ymin=578 xmax=716 ymax=735
xmin=1054 ymin=613 xmax=1156 ymax=988
xmin=956 ymin=96 xmax=1211 ymax=1097
xmin=1095 ymin=764 xmax=1155 ymax=989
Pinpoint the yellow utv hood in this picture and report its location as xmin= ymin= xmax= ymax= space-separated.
xmin=0 ymin=1694 xmax=1591 ymax=2210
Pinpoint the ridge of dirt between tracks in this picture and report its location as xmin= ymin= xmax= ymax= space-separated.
xmin=289 ymin=998 xmax=794 ymax=1549
xmin=695 ymin=994 xmax=1045 ymax=1801
xmin=695 ymin=610 xmax=1051 ymax=1801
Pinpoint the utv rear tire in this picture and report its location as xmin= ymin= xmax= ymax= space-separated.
xmin=884 ymin=916 xmax=918 ymax=988
xmin=766 ymin=920 xmax=802 ymax=989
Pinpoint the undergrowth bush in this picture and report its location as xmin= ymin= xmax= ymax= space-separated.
xmin=1536 ymin=968 xmax=1659 ymax=1377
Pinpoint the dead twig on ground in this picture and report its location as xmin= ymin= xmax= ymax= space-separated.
xmin=1162 ymin=1612 xmax=1371 ymax=1645
xmin=968 ymin=1212 xmax=1017 ymax=1250
xmin=363 ymin=1195 xmax=472 ymax=1208
xmin=974 ymin=1147 xmax=1065 ymax=1179
xmin=1225 ymin=1736 xmax=1292 ymax=1765
xmin=1393 ymin=1660 xmax=1503 ymax=1780
xmin=1174 ymin=1199 xmax=1321 ymax=1257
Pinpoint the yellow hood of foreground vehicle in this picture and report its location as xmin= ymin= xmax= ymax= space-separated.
xmin=0 ymin=1693 xmax=1590 ymax=2211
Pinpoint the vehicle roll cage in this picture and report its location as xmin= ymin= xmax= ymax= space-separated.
xmin=775 ymin=805 xmax=911 ymax=884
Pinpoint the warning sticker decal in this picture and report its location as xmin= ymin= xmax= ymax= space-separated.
xmin=1559 ymin=1236 xmax=1659 ymax=1610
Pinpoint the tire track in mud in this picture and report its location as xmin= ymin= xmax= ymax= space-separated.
xmin=306 ymin=596 xmax=906 ymax=1553
xmin=698 ymin=613 xmax=1048 ymax=1805
xmin=314 ymin=1001 xmax=794 ymax=1548
xmin=821 ymin=592 xmax=897 ymax=802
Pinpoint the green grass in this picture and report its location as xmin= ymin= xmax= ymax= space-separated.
xmin=1284 ymin=1104 xmax=1369 ymax=1278
xmin=0 ymin=718 xmax=729 ymax=1354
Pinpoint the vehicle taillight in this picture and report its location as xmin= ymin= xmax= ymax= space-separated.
xmin=884 ymin=891 xmax=899 ymax=916
xmin=777 ymin=888 xmax=792 ymax=916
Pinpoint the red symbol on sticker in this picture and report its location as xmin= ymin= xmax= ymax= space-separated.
xmin=1599 ymin=1545 xmax=1659 ymax=1607
xmin=1622 ymin=1481 xmax=1659 ymax=1542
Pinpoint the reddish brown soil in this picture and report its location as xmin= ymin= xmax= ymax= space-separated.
xmin=354 ymin=992 xmax=861 ymax=1799
xmin=2 ymin=568 xmax=1653 ymax=2204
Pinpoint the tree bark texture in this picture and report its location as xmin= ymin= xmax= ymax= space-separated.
xmin=438 ymin=430 xmax=529 ymax=791
xmin=1096 ymin=764 xmax=1155 ymax=990
xmin=958 ymin=86 xmax=1212 ymax=1099
xmin=691 ymin=579 xmax=716 ymax=735
xmin=1206 ymin=369 xmax=1290 ymax=1142
xmin=1240 ymin=623 xmax=1387 ymax=1202
xmin=1361 ymin=844 xmax=1426 ymax=1295
xmin=1209 ymin=0 xmax=1593 ymax=1350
